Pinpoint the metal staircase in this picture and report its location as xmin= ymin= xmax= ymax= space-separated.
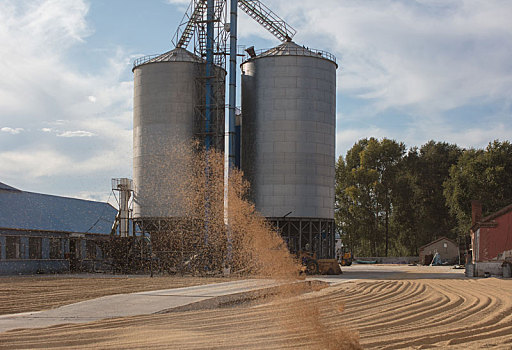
xmin=172 ymin=0 xmax=207 ymax=49
xmin=238 ymin=0 xmax=296 ymax=42
xmin=174 ymin=0 xmax=296 ymax=53
xmin=197 ymin=24 xmax=207 ymax=56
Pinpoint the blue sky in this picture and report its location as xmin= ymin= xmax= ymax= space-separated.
xmin=1 ymin=0 xmax=511 ymax=204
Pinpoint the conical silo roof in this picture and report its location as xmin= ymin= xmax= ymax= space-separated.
xmin=147 ymin=48 xmax=204 ymax=63
xmin=133 ymin=48 xmax=204 ymax=70
xmin=246 ymin=41 xmax=337 ymax=66
xmin=259 ymin=41 xmax=313 ymax=57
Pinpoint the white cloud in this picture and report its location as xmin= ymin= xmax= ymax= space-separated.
xmin=246 ymin=0 xmax=512 ymax=115
xmin=0 ymin=0 xmax=133 ymax=196
xmin=57 ymin=130 xmax=96 ymax=137
xmin=74 ymin=190 xmax=114 ymax=203
xmin=402 ymin=119 xmax=512 ymax=152
xmin=336 ymin=117 xmax=512 ymax=156
xmin=1 ymin=127 xmax=24 ymax=134
xmin=0 ymin=147 xmax=126 ymax=178
xmin=336 ymin=126 xmax=387 ymax=157
xmin=164 ymin=0 xmax=191 ymax=12
xmin=1 ymin=0 xmax=511 ymax=197
xmin=239 ymin=0 xmax=512 ymax=155
xmin=0 ymin=149 xmax=69 ymax=178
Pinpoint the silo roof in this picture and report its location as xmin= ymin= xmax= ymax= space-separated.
xmin=133 ymin=48 xmax=204 ymax=70
xmin=0 ymin=182 xmax=116 ymax=234
xmin=246 ymin=41 xmax=337 ymax=66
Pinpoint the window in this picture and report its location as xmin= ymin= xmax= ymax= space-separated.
xmin=49 ymin=238 xmax=62 ymax=259
xmin=86 ymin=240 xmax=97 ymax=260
xmin=6 ymin=236 xmax=20 ymax=259
xmin=29 ymin=237 xmax=42 ymax=259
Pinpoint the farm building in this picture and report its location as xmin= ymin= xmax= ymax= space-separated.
xmin=0 ymin=182 xmax=116 ymax=275
xmin=419 ymin=237 xmax=459 ymax=265
xmin=471 ymin=200 xmax=512 ymax=263
xmin=468 ymin=200 xmax=512 ymax=277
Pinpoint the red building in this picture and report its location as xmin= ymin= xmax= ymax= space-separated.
xmin=470 ymin=200 xmax=512 ymax=263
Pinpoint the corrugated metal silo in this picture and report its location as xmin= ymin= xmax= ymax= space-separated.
xmin=241 ymin=41 xmax=337 ymax=258
xmin=132 ymin=48 xmax=225 ymax=225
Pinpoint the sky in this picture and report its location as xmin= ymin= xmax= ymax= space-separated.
xmin=1 ymin=0 xmax=511 ymax=203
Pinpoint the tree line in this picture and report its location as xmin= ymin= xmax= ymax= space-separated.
xmin=335 ymin=138 xmax=512 ymax=257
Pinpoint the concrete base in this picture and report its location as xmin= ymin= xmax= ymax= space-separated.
xmin=465 ymin=263 xmax=475 ymax=277
xmin=469 ymin=262 xmax=504 ymax=277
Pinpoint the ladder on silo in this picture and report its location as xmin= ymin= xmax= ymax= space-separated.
xmin=238 ymin=0 xmax=296 ymax=42
xmin=193 ymin=0 xmax=227 ymax=151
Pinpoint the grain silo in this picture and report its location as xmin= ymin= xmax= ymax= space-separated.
xmin=132 ymin=48 xmax=225 ymax=243
xmin=241 ymin=41 xmax=337 ymax=259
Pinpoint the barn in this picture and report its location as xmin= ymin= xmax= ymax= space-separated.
xmin=419 ymin=237 xmax=459 ymax=265
xmin=469 ymin=200 xmax=512 ymax=276
xmin=0 ymin=182 xmax=116 ymax=274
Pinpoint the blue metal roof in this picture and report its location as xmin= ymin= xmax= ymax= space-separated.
xmin=0 ymin=182 xmax=116 ymax=234
xmin=0 ymin=182 xmax=20 ymax=191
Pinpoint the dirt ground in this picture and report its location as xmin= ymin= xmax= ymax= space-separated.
xmin=0 ymin=274 xmax=237 ymax=315
xmin=1 ymin=266 xmax=512 ymax=349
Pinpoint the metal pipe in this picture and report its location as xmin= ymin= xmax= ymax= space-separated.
xmin=205 ymin=0 xmax=214 ymax=151
xmin=204 ymin=0 xmax=215 ymax=249
xmin=226 ymin=0 xmax=238 ymax=267
xmin=228 ymin=0 xmax=238 ymax=169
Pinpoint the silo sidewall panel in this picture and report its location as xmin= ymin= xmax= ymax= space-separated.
xmin=133 ymin=62 xmax=197 ymax=219
xmin=241 ymin=55 xmax=336 ymax=219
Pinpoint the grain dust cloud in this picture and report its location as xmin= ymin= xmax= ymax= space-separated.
xmin=147 ymin=141 xmax=361 ymax=349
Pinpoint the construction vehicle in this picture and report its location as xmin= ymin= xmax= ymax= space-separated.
xmin=336 ymin=244 xmax=353 ymax=266
xmin=298 ymin=251 xmax=342 ymax=275
xmin=339 ymin=249 xmax=353 ymax=266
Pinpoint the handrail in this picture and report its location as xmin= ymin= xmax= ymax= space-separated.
xmin=244 ymin=46 xmax=337 ymax=64
xmin=133 ymin=54 xmax=161 ymax=68
xmin=134 ymin=46 xmax=336 ymax=69
xmin=133 ymin=45 xmax=245 ymax=69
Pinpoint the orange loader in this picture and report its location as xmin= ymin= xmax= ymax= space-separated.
xmin=298 ymin=251 xmax=342 ymax=275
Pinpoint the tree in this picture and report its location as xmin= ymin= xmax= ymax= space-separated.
xmin=337 ymin=138 xmax=512 ymax=257
xmin=389 ymin=163 xmax=419 ymax=255
xmin=360 ymin=138 xmax=405 ymax=256
xmin=335 ymin=138 xmax=405 ymax=256
xmin=335 ymin=139 xmax=371 ymax=256
xmin=444 ymin=140 xmax=512 ymax=235
xmin=392 ymin=141 xmax=462 ymax=254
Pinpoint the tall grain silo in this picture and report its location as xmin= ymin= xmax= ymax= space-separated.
xmin=132 ymin=48 xmax=225 ymax=248
xmin=241 ymin=41 xmax=337 ymax=259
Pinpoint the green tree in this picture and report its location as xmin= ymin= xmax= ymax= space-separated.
xmin=389 ymin=164 xmax=419 ymax=255
xmin=335 ymin=139 xmax=371 ymax=256
xmin=444 ymin=140 xmax=512 ymax=235
xmin=335 ymin=138 xmax=405 ymax=256
xmin=392 ymin=141 xmax=462 ymax=254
